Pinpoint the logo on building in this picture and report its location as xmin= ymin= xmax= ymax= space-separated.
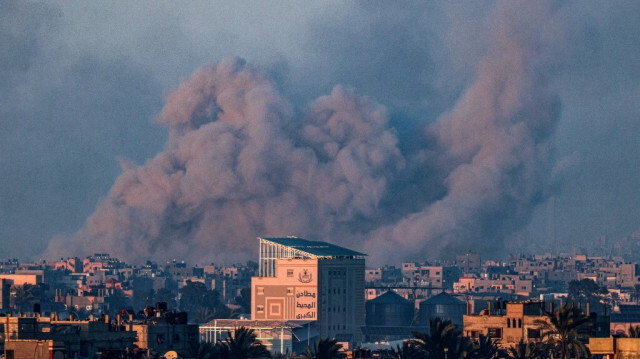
xmin=298 ymin=269 xmax=313 ymax=283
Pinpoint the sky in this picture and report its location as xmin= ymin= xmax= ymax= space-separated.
xmin=1 ymin=1 xmax=639 ymax=264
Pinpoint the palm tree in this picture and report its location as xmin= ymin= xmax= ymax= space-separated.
xmin=12 ymin=284 xmax=40 ymax=308
xmin=447 ymin=335 xmax=475 ymax=359
xmin=305 ymin=338 xmax=346 ymax=359
xmin=505 ymin=339 xmax=544 ymax=359
xmin=393 ymin=341 xmax=418 ymax=359
xmin=534 ymin=303 xmax=591 ymax=359
xmin=198 ymin=342 xmax=220 ymax=359
xmin=625 ymin=325 xmax=640 ymax=338
xmin=409 ymin=317 xmax=462 ymax=359
xmin=216 ymin=327 xmax=271 ymax=359
xmin=472 ymin=334 xmax=500 ymax=359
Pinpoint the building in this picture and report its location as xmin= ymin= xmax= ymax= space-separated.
xmin=0 ymin=274 xmax=42 ymax=286
xmin=463 ymin=301 xmax=547 ymax=348
xmin=3 ymin=340 xmax=66 ymax=359
xmin=610 ymin=305 xmax=640 ymax=336
xmin=589 ymin=337 xmax=640 ymax=359
xmin=366 ymin=291 xmax=414 ymax=327
xmin=0 ymin=279 xmax=11 ymax=311
xmin=456 ymin=253 xmax=481 ymax=273
xmin=131 ymin=303 xmax=199 ymax=358
xmin=1 ymin=314 xmax=136 ymax=358
xmin=251 ymin=237 xmax=366 ymax=345
xmin=419 ymin=292 xmax=466 ymax=328
xmin=200 ymin=319 xmax=316 ymax=355
xmin=362 ymin=290 xmax=423 ymax=344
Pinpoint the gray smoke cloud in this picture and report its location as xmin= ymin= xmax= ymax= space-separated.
xmin=45 ymin=59 xmax=405 ymax=263
xmin=366 ymin=2 xmax=561 ymax=263
xmin=45 ymin=2 xmax=561 ymax=264
xmin=7 ymin=0 xmax=631 ymax=264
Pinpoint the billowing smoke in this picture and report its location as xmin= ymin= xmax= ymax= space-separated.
xmin=45 ymin=1 xmax=561 ymax=264
xmin=367 ymin=1 xmax=561 ymax=263
xmin=46 ymin=59 xmax=405 ymax=263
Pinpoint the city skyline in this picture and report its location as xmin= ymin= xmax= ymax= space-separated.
xmin=1 ymin=1 xmax=640 ymax=264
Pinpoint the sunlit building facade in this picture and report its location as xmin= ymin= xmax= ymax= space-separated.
xmin=251 ymin=237 xmax=366 ymax=344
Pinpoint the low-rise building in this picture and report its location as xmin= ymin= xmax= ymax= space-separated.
xmin=200 ymin=319 xmax=316 ymax=355
xmin=2 ymin=314 xmax=136 ymax=358
xmin=463 ymin=301 xmax=547 ymax=348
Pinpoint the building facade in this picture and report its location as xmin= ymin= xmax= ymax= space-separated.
xmin=463 ymin=301 xmax=547 ymax=349
xmin=251 ymin=237 xmax=365 ymax=344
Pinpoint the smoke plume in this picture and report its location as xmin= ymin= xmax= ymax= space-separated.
xmin=366 ymin=2 xmax=560 ymax=262
xmin=46 ymin=59 xmax=404 ymax=263
xmin=45 ymin=2 xmax=561 ymax=264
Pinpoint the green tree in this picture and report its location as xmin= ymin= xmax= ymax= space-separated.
xmin=106 ymin=289 xmax=130 ymax=315
xmin=198 ymin=342 xmax=223 ymax=359
xmin=534 ymin=303 xmax=591 ymax=359
xmin=217 ymin=327 xmax=271 ymax=359
xmin=305 ymin=338 xmax=346 ymax=359
xmin=505 ymin=339 xmax=544 ymax=359
xmin=624 ymin=325 xmax=640 ymax=338
xmin=180 ymin=281 xmax=230 ymax=323
xmin=472 ymin=334 xmax=500 ymax=359
xmin=393 ymin=341 xmax=418 ymax=359
xmin=409 ymin=317 xmax=467 ymax=359
xmin=11 ymin=284 xmax=41 ymax=309
xmin=131 ymin=288 xmax=154 ymax=310
xmin=235 ymin=287 xmax=252 ymax=314
xmin=567 ymin=279 xmax=607 ymax=303
xmin=447 ymin=335 xmax=475 ymax=359
xmin=154 ymin=288 xmax=177 ymax=309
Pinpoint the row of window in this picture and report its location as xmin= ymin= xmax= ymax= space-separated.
xmin=506 ymin=318 xmax=522 ymax=328
xmin=469 ymin=328 xmax=540 ymax=340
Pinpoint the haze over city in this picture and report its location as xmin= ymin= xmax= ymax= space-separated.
xmin=1 ymin=1 xmax=640 ymax=264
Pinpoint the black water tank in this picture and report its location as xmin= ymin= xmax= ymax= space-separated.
xmin=419 ymin=292 xmax=466 ymax=328
xmin=366 ymin=291 xmax=414 ymax=327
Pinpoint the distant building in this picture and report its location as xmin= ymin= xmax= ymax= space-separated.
xmin=463 ymin=301 xmax=547 ymax=348
xmin=1 ymin=314 xmax=136 ymax=358
xmin=366 ymin=291 xmax=414 ymax=327
xmin=610 ymin=305 xmax=640 ymax=336
xmin=456 ymin=253 xmax=481 ymax=273
xmin=362 ymin=290 xmax=422 ymax=344
xmin=251 ymin=237 xmax=366 ymax=345
xmin=589 ymin=337 xmax=640 ymax=359
xmin=0 ymin=274 xmax=42 ymax=286
xmin=132 ymin=305 xmax=199 ymax=358
xmin=200 ymin=319 xmax=316 ymax=355
xmin=0 ymin=279 xmax=11 ymax=312
xmin=419 ymin=292 xmax=466 ymax=328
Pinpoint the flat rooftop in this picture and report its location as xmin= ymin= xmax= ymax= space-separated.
xmin=259 ymin=237 xmax=366 ymax=258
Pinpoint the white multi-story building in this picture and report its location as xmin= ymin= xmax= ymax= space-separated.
xmin=251 ymin=237 xmax=365 ymax=344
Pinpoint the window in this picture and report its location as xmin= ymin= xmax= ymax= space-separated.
xmin=270 ymin=303 xmax=281 ymax=315
xmin=488 ymin=328 xmax=502 ymax=339
xmin=257 ymin=305 xmax=264 ymax=313
xmin=507 ymin=319 xmax=511 ymax=328
xmin=518 ymin=319 xmax=522 ymax=328
xmin=527 ymin=328 xmax=541 ymax=339
xmin=287 ymin=269 xmax=294 ymax=277
xmin=257 ymin=287 xmax=264 ymax=295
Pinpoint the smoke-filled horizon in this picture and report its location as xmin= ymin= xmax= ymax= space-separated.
xmin=3 ymin=1 xmax=640 ymax=264
xmin=46 ymin=2 xmax=561 ymax=264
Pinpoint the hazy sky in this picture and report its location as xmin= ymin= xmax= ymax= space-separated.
xmin=1 ymin=1 xmax=639 ymax=263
